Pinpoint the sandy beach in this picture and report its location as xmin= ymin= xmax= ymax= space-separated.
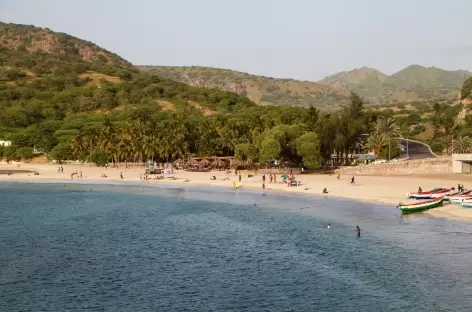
xmin=1 ymin=162 xmax=472 ymax=222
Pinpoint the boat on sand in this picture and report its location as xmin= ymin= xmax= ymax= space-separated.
xmin=406 ymin=188 xmax=451 ymax=200
xmin=461 ymin=199 xmax=472 ymax=208
xmin=397 ymin=196 xmax=444 ymax=213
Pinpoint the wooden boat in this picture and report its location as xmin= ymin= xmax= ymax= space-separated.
xmin=461 ymin=199 xmax=472 ymax=208
xmin=448 ymin=191 xmax=472 ymax=203
xmin=397 ymin=196 xmax=444 ymax=213
xmin=407 ymin=188 xmax=450 ymax=199
xmin=430 ymin=189 xmax=457 ymax=199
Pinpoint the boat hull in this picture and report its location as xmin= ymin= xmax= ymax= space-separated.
xmin=399 ymin=198 xmax=444 ymax=213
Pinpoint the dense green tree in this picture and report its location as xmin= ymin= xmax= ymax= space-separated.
xmin=295 ymin=132 xmax=321 ymax=168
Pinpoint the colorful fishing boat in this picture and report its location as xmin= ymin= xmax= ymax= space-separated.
xmin=406 ymin=188 xmax=450 ymax=199
xmin=448 ymin=191 xmax=472 ymax=203
xmin=461 ymin=199 xmax=472 ymax=208
xmin=397 ymin=196 xmax=444 ymax=213
xmin=430 ymin=189 xmax=456 ymax=199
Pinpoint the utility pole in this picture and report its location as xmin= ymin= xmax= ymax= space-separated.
xmin=406 ymin=138 xmax=409 ymax=158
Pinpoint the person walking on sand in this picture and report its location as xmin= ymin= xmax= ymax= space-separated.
xmin=355 ymin=226 xmax=361 ymax=238
xmin=351 ymin=176 xmax=355 ymax=184
xmin=120 ymin=172 xmax=123 ymax=179
xmin=262 ymin=183 xmax=265 ymax=191
xmin=262 ymin=174 xmax=266 ymax=184
xmin=239 ymin=173 xmax=241 ymax=182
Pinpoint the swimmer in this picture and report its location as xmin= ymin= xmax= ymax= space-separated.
xmin=327 ymin=223 xmax=331 ymax=229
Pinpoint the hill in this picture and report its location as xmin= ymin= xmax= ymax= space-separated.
xmin=0 ymin=22 xmax=261 ymax=162
xmin=0 ymin=22 xmax=132 ymax=68
xmin=138 ymin=66 xmax=351 ymax=110
xmin=319 ymin=65 xmax=472 ymax=104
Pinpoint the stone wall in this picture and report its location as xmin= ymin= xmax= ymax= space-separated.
xmin=335 ymin=157 xmax=452 ymax=176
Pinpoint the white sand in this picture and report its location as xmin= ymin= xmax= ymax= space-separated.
xmin=1 ymin=162 xmax=471 ymax=222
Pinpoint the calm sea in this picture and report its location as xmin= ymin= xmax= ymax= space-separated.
xmin=1 ymin=182 xmax=472 ymax=311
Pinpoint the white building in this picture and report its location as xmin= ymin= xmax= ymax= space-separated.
xmin=452 ymin=154 xmax=472 ymax=173
xmin=0 ymin=139 xmax=11 ymax=147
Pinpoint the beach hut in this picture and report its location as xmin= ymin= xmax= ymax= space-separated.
xmin=173 ymin=159 xmax=184 ymax=169
xmin=199 ymin=158 xmax=211 ymax=167
xmin=185 ymin=158 xmax=199 ymax=169
xmin=211 ymin=158 xmax=225 ymax=169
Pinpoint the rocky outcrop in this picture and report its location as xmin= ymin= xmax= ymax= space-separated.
xmin=336 ymin=157 xmax=452 ymax=176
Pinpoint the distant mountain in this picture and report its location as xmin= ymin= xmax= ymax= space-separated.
xmin=319 ymin=65 xmax=472 ymax=104
xmin=138 ymin=66 xmax=351 ymax=110
xmin=140 ymin=65 xmax=471 ymax=109
xmin=0 ymin=22 xmax=132 ymax=68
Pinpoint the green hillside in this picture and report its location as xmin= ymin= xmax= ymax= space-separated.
xmin=138 ymin=66 xmax=351 ymax=111
xmin=320 ymin=65 xmax=471 ymax=104
xmin=2 ymin=21 xmax=472 ymax=165
xmin=0 ymin=22 xmax=260 ymax=162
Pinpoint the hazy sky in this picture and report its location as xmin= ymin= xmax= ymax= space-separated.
xmin=1 ymin=0 xmax=471 ymax=80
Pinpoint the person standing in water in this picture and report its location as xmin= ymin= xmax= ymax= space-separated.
xmin=356 ymin=226 xmax=361 ymax=237
xmin=327 ymin=224 xmax=331 ymax=229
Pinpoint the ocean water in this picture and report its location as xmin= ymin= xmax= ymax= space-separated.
xmin=1 ymin=183 xmax=472 ymax=312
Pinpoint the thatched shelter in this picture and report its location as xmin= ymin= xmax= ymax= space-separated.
xmin=185 ymin=158 xmax=199 ymax=168
xmin=199 ymin=158 xmax=211 ymax=167
xmin=211 ymin=158 xmax=225 ymax=169
xmin=230 ymin=159 xmax=242 ymax=168
xmin=173 ymin=159 xmax=184 ymax=169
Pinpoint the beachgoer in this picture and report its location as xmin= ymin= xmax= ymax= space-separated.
xmin=269 ymin=174 xmax=273 ymax=183
xmin=262 ymin=183 xmax=265 ymax=191
xmin=262 ymin=175 xmax=266 ymax=183
xmin=351 ymin=176 xmax=355 ymax=184
xmin=120 ymin=172 xmax=123 ymax=179
xmin=61 ymin=167 xmax=63 ymax=173
xmin=356 ymin=226 xmax=361 ymax=238
xmin=337 ymin=173 xmax=340 ymax=180
xmin=239 ymin=174 xmax=241 ymax=182
xmin=210 ymin=176 xmax=216 ymax=180
xmin=322 ymin=188 xmax=328 ymax=194
xmin=418 ymin=186 xmax=422 ymax=193
xmin=140 ymin=174 xmax=142 ymax=181
xmin=458 ymin=184 xmax=462 ymax=193
xmin=462 ymin=184 xmax=466 ymax=192
xmin=327 ymin=224 xmax=331 ymax=229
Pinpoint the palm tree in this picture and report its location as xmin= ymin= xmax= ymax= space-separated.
xmin=375 ymin=117 xmax=400 ymax=139
xmin=452 ymin=136 xmax=472 ymax=153
xmin=365 ymin=133 xmax=388 ymax=158
xmin=71 ymin=136 xmax=86 ymax=160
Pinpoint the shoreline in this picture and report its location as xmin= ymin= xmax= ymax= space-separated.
xmin=1 ymin=162 xmax=472 ymax=222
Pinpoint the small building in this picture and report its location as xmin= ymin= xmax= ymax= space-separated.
xmin=0 ymin=139 xmax=11 ymax=147
xmin=356 ymin=153 xmax=377 ymax=164
xmin=452 ymin=154 xmax=472 ymax=173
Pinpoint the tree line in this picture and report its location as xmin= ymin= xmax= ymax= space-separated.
xmin=3 ymin=42 xmax=472 ymax=167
